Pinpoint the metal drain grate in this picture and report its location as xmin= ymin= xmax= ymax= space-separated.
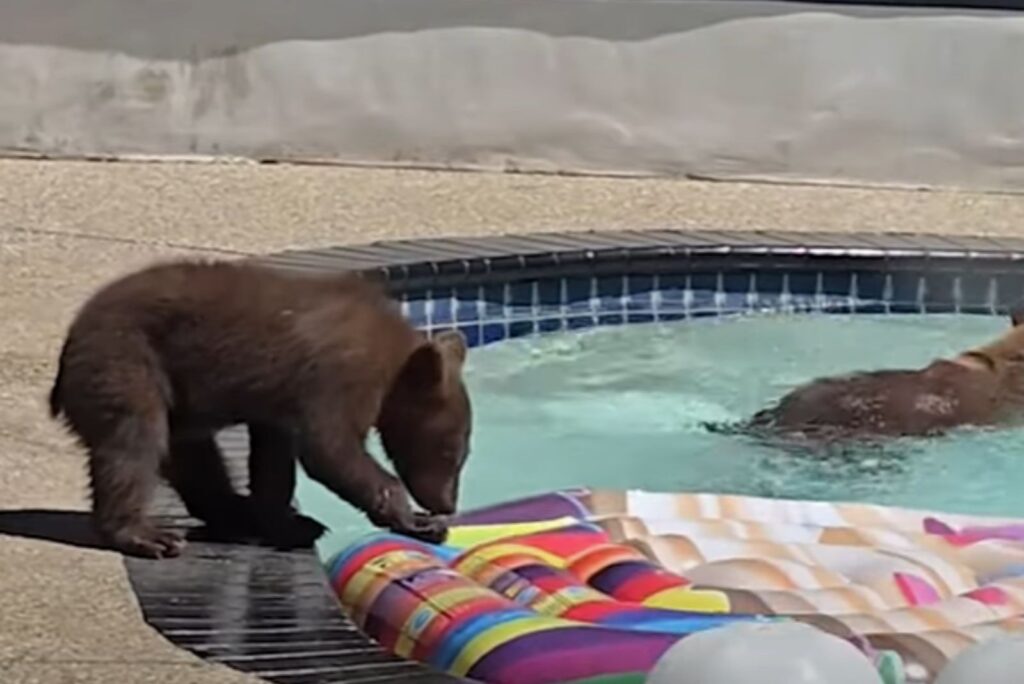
xmin=125 ymin=427 xmax=462 ymax=684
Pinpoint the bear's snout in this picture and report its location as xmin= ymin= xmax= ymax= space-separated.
xmin=408 ymin=476 xmax=458 ymax=516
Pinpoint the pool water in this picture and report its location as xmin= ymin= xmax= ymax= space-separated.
xmin=299 ymin=313 xmax=1024 ymax=559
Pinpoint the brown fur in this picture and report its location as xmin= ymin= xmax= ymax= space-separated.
xmin=48 ymin=259 xmax=472 ymax=558
xmin=732 ymin=311 xmax=1024 ymax=444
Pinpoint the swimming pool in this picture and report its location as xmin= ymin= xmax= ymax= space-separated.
xmin=300 ymin=311 xmax=1024 ymax=560
xmin=128 ymin=230 xmax=1024 ymax=684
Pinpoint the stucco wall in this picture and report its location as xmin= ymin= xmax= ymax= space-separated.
xmin=1 ymin=0 xmax=1022 ymax=191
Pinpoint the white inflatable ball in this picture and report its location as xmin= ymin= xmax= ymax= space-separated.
xmin=935 ymin=634 xmax=1024 ymax=684
xmin=646 ymin=621 xmax=883 ymax=684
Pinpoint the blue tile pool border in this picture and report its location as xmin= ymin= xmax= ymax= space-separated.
xmin=127 ymin=228 xmax=1024 ymax=684
xmin=254 ymin=229 xmax=1024 ymax=347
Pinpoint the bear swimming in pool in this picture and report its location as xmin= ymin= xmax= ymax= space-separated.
xmin=712 ymin=308 xmax=1024 ymax=446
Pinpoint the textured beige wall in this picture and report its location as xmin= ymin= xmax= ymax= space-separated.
xmin=1 ymin=0 xmax=1022 ymax=191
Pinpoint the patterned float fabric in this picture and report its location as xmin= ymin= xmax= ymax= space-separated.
xmin=327 ymin=489 xmax=1024 ymax=684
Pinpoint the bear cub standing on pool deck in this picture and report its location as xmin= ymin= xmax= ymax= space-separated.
xmin=48 ymin=260 xmax=472 ymax=559
xmin=730 ymin=308 xmax=1024 ymax=444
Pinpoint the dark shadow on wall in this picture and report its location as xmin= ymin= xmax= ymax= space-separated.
xmin=0 ymin=0 xmax=1014 ymax=62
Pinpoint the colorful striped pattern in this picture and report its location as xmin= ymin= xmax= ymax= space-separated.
xmin=327 ymin=489 xmax=1024 ymax=683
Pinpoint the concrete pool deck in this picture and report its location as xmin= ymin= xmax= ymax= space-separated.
xmin=3 ymin=158 xmax=1024 ymax=683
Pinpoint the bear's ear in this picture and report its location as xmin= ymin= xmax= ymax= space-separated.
xmin=397 ymin=331 xmax=468 ymax=394
xmin=398 ymin=343 xmax=445 ymax=393
xmin=433 ymin=329 xmax=468 ymax=368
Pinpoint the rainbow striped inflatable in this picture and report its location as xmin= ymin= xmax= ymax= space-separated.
xmin=327 ymin=489 xmax=1024 ymax=684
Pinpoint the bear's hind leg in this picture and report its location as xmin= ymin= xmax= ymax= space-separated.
xmin=87 ymin=410 xmax=185 ymax=558
xmin=55 ymin=328 xmax=185 ymax=558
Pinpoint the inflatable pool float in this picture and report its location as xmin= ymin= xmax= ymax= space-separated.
xmin=326 ymin=489 xmax=1024 ymax=683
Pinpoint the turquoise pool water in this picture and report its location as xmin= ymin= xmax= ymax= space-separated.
xmin=299 ymin=313 xmax=1024 ymax=559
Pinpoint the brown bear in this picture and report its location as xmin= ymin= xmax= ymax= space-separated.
xmin=725 ymin=309 xmax=1024 ymax=445
xmin=48 ymin=259 xmax=472 ymax=559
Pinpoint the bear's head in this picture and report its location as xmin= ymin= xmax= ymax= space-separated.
xmin=957 ymin=303 xmax=1024 ymax=379
xmin=377 ymin=330 xmax=471 ymax=516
